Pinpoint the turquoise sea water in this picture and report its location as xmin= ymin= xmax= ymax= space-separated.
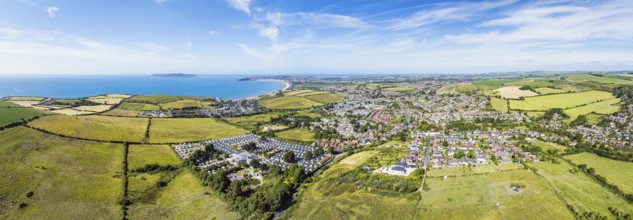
xmin=0 ymin=75 xmax=285 ymax=99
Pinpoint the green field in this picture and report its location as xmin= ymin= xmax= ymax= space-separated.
xmin=128 ymin=95 xmax=184 ymax=104
xmin=437 ymin=83 xmax=479 ymax=94
xmin=259 ymin=90 xmax=344 ymax=110
xmin=159 ymin=99 xmax=215 ymax=110
xmin=275 ymin=128 xmax=316 ymax=142
xmin=0 ymin=107 xmax=45 ymax=127
xmin=102 ymin=108 xmax=139 ymax=117
xmin=567 ymin=74 xmax=633 ymax=84
xmin=0 ymin=101 xmax=20 ymax=107
xmin=530 ymin=162 xmax=633 ymax=217
xmin=288 ymin=151 xmax=422 ymax=220
xmin=0 ymin=127 xmax=123 ymax=219
xmin=564 ymin=98 xmax=620 ymax=120
xmin=565 ymin=153 xmax=633 ymax=194
xmin=28 ymin=115 xmax=148 ymax=142
xmin=418 ymin=170 xmax=573 ymax=219
xmin=384 ymin=87 xmax=416 ymax=92
xmin=149 ymin=118 xmax=247 ymax=143
xmin=259 ymin=96 xmax=324 ymax=109
xmin=426 ymin=163 xmax=523 ymax=177
xmin=224 ymin=112 xmax=283 ymax=130
xmin=490 ymin=97 xmax=507 ymax=112
xmin=128 ymin=144 xmax=181 ymax=170
xmin=119 ymin=102 xmax=161 ymax=111
xmin=529 ymin=140 xmax=567 ymax=153
xmin=535 ymin=87 xmax=566 ymax=95
xmin=509 ymin=91 xmax=616 ymax=111
xmin=128 ymin=171 xmax=240 ymax=220
xmin=584 ymin=113 xmax=603 ymax=125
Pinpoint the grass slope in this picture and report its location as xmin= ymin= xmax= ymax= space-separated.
xmin=28 ymin=115 xmax=148 ymax=142
xmin=149 ymin=118 xmax=247 ymax=143
xmin=128 ymin=144 xmax=181 ymax=170
xmin=0 ymin=108 xmax=45 ymax=127
xmin=564 ymin=98 xmax=620 ymax=120
xmin=509 ymin=91 xmax=616 ymax=111
xmin=490 ymin=97 xmax=508 ymax=112
xmin=275 ymin=128 xmax=315 ymax=142
xmin=565 ymin=153 xmax=633 ymax=194
xmin=259 ymin=96 xmax=323 ymax=110
xmin=0 ymin=127 xmax=123 ymax=219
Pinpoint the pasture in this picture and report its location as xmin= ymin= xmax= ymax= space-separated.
xmin=564 ymin=98 xmax=620 ymax=120
xmin=567 ymin=74 xmax=633 ymax=84
xmin=28 ymin=115 xmax=148 ymax=142
xmin=384 ymin=87 xmax=416 ymax=92
xmin=529 ymin=140 xmax=566 ymax=153
xmin=128 ymin=144 xmax=181 ymax=170
xmin=302 ymin=93 xmax=345 ymax=104
xmin=224 ymin=112 xmax=283 ymax=130
xmin=509 ymin=91 xmax=616 ymax=111
xmin=495 ymin=86 xmax=538 ymax=99
xmin=0 ymin=101 xmax=20 ymax=107
xmin=102 ymin=108 xmax=139 ymax=117
xmin=51 ymin=108 xmax=93 ymax=115
xmin=160 ymin=99 xmax=215 ymax=110
xmin=535 ymin=87 xmax=566 ymax=95
xmin=275 ymin=128 xmax=316 ymax=142
xmin=0 ymin=127 xmax=123 ymax=219
xmin=418 ymin=169 xmax=573 ymax=219
xmin=127 ymin=95 xmax=183 ymax=104
xmin=490 ymin=97 xmax=507 ymax=112
xmin=128 ymin=171 xmax=240 ymax=220
xmin=530 ymin=162 xmax=633 ymax=217
xmin=565 ymin=153 xmax=633 ymax=194
xmin=119 ymin=102 xmax=161 ymax=111
xmin=149 ymin=118 xmax=247 ymax=143
xmin=426 ymin=163 xmax=523 ymax=178
xmin=436 ymin=83 xmax=479 ymax=94
xmin=0 ymin=107 xmax=45 ymax=127
xmin=259 ymin=96 xmax=323 ymax=109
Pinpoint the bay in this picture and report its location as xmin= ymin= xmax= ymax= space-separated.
xmin=0 ymin=75 xmax=286 ymax=99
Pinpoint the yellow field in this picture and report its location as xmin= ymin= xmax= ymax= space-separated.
xmin=495 ymin=86 xmax=538 ymax=99
xmin=535 ymin=88 xmax=566 ymax=95
xmin=490 ymin=97 xmax=507 ymax=112
xmin=509 ymin=91 xmax=616 ymax=111
xmin=74 ymin=105 xmax=113 ymax=112
xmin=275 ymin=128 xmax=316 ymax=142
xmin=259 ymin=96 xmax=323 ymax=109
xmin=564 ymin=98 xmax=620 ymax=120
xmin=29 ymin=115 xmax=148 ymax=142
xmin=149 ymin=118 xmax=247 ymax=143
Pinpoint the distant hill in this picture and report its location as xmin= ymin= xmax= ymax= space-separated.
xmin=152 ymin=73 xmax=196 ymax=78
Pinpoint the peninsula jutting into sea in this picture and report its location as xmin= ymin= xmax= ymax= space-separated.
xmin=1 ymin=0 xmax=632 ymax=219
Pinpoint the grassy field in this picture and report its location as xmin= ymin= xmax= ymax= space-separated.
xmin=259 ymin=90 xmax=344 ymax=109
xmin=287 ymin=150 xmax=423 ymax=220
xmin=509 ymin=90 xmax=616 ymax=111
xmin=529 ymin=140 xmax=566 ymax=153
xmin=584 ymin=113 xmax=603 ymax=125
xmin=128 ymin=171 xmax=240 ymax=220
xmin=224 ymin=112 xmax=283 ymax=130
xmin=384 ymin=87 xmax=416 ymax=92
xmin=564 ymin=98 xmax=620 ymax=120
xmin=51 ymin=108 xmax=94 ymax=115
xmin=436 ymin=83 xmax=479 ymax=94
xmin=565 ymin=153 xmax=633 ymax=194
xmin=426 ymin=163 xmax=523 ymax=178
xmin=29 ymin=115 xmax=148 ymax=142
xmin=159 ymin=99 xmax=215 ymax=110
xmin=530 ymin=162 xmax=633 ymax=217
xmin=0 ymin=101 xmax=20 ymax=107
xmin=119 ymin=102 xmax=161 ymax=111
xmin=490 ymin=97 xmax=507 ymax=112
xmin=127 ymin=95 xmax=184 ymax=104
xmin=0 ymin=107 xmax=46 ymax=127
xmin=0 ymin=127 xmax=123 ymax=219
xmin=567 ymin=74 xmax=633 ymax=84
xmin=6 ymin=96 xmax=45 ymax=101
xmin=535 ymin=87 xmax=566 ymax=95
xmin=74 ymin=105 xmax=113 ymax=112
xmin=102 ymin=108 xmax=139 ymax=117
xmin=275 ymin=128 xmax=316 ymax=142
xmin=259 ymin=96 xmax=323 ymax=110
xmin=417 ymin=169 xmax=573 ymax=219
xmin=149 ymin=118 xmax=247 ymax=143
xmin=128 ymin=144 xmax=181 ymax=170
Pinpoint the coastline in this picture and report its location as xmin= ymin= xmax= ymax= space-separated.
xmin=242 ymin=79 xmax=290 ymax=100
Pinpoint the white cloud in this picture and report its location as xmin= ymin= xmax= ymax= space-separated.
xmin=208 ymin=31 xmax=218 ymax=36
xmin=227 ymin=0 xmax=252 ymax=15
xmin=389 ymin=0 xmax=518 ymax=30
xmin=185 ymin=35 xmax=192 ymax=51
xmin=155 ymin=0 xmax=170 ymax=4
xmin=45 ymin=6 xmax=58 ymax=17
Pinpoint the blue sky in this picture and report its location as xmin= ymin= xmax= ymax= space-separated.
xmin=0 ymin=0 xmax=632 ymax=74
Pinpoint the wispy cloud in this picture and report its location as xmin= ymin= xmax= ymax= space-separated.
xmin=389 ymin=0 xmax=518 ymax=30
xmin=45 ymin=6 xmax=58 ymax=17
xmin=155 ymin=0 xmax=170 ymax=4
xmin=227 ymin=0 xmax=252 ymax=15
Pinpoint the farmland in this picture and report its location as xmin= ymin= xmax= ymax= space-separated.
xmin=128 ymin=144 xmax=181 ymax=170
xmin=384 ymin=87 xmax=416 ymax=92
xmin=0 ymin=127 xmax=123 ymax=219
xmin=530 ymin=162 xmax=633 ymax=217
xmin=489 ymin=97 xmax=507 ymax=112
xmin=128 ymin=171 xmax=240 ymax=220
xmin=149 ymin=118 xmax=247 ymax=143
xmin=119 ymin=102 xmax=161 ymax=111
xmin=563 ymin=98 xmax=620 ymax=120
xmin=529 ymin=139 xmax=567 ymax=153
xmin=28 ymin=115 xmax=148 ymax=142
xmin=495 ymin=86 xmax=538 ymax=99
xmin=0 ymin=101 xmax=20 ymax=107
xmin=509 ymin=91 xmax=616 ymax=111
xmin=565 ymin=153 xmax=633 ymax=194
xmin=0 ymin=107 xmax=45 ymax=127
xmin=259 ymin=90 xmax=344 ymax=109
xmin=159 ymin=99 xmax=215 ymax=110
xmin=567 ymin=74 xmax=633 ymax=84
xmin=425 ymin=163 xmax=523 ymax=177
xmin=127 ymin=95 xmax=184 ymax=104
xmin=534 ymin=87 xmax=566 ymax=95
xmin=418 ymin=170 xmax=573 ymax=219
xmin=275 ymin=128 xmax=316 ymax=142
xmin=224 ymin=112 xmax=283 ymax=130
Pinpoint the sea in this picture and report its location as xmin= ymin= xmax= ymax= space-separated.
xmin=0 ymin=75 xmax=286 ymax=99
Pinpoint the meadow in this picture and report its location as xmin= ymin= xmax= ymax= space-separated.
xmin=530 ymin=162 xmax=633 ymax=217
xmin=159 ymin=99 xmax=215 ymax=110
xmin=287 ymin=150 xmax=422 ymax=220
xmin=128 ymin=144 xmax=181 ymax=170
xmin=149 ymin=118 xmax=247 ymax=143
xmin=489 ymin=97 xmax=507 ymax=112
xmin=384 ymin=87 xmax=416 ymax=92
xmin=224 ymin=112 xmax=283 ymax=130
xmin=259 ymin=90 xmax=344 ymax=110
xmin=436 ymin=83 xmax=479 ymax=94
xmin=426 ymin=163 xmax=523 ymax=178
xmin=128 ymin=171 xmax=240 ymax=220
xmin=119 ymin=102 xmax=161 ymax=111
xmin=509 ymin=91 xmax=616 ymax=111
xmin=0 ymin=101 xmax=20 ymax=107
xmin=275 ymin=128 xmax=316 ymax=142
xmin=0 ymin=127 xmax=123 ymax=219
xmin=28 ymin=115 xmax=149 ymax=142
xmin=565 ymin=153 xmax=633 ymax=194
xmin=494 ymin=86 xmax=538 ymax=99
xmin=127 ymin=95 xmax=184 ymax=104
xmin=534 ymin=87 xmax=566 ymax=95
xmin=563 ymin=98 xmax=620 ymax=120
xmin=567 ymin=74 xmax=633 ymax=84
xmin=0 ymin=107 xmax=45 ymax=127
xmin=418 ymin=169 xmax=573 ymax=219
xmin=529 ymin=140 xmax=567 ymax=152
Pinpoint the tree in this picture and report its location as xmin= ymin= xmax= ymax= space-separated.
xmin=304 ymin=151 xmax=313 ymax=160
xmin=249 ymin=158 xmax=260 ymax=168
xmin=283 ymin=151 xmax=295 ymax=163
